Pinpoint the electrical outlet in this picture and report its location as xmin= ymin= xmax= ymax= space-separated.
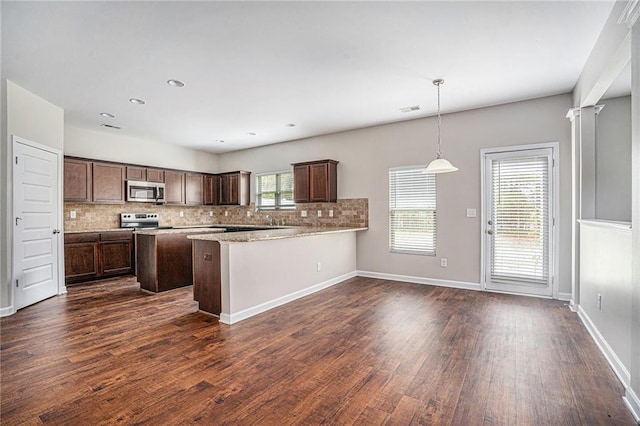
xmin=597 ymin=293 xmax=602 ymax=310
xmin=317 ymin=262 xmax=321 ymax=272
xmin=440 ymin=258 xmax=448 ymax=267
xmin=329 ymin=209 xmax=334 ymax=217
xmin=225 ymin=211 xmax=229 ymax=217
xmin=209 ymin=211 xmax=213 ymax=217
xmin=317 ymin=210 xmax=322 ymax=217
xmin=70 ymin=210 xmax=76 ymax=219
xmin=246 ymin=211 xmax=251 ymax=217
xmin=179 ymin=211 xmax=184 ymax=218
xmin=301 ymin=210 xmax=307 ymax=217
xmin=466 ymin=208 xmax=477 ymax=218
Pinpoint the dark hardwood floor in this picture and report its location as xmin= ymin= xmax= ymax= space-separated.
xmin=1 ymin=276 xmax=635 ymax=425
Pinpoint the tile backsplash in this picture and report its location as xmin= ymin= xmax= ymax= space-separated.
xmin=64 ymin=198 xmax=368 ymax=231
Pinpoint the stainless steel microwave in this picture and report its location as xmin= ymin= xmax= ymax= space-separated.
xmin=126 ymin=180 xmax=165 ymax=203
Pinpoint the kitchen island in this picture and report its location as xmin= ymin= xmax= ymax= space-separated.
xmin=188 ymin=227 xmax=367 ymax=324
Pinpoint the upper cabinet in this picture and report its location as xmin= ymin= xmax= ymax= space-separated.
xmin=126 ymin=166 xmax=164 ymax=183
xmin=164 ymin=170 xmax=185 ymax=205
xmin=292 ymin=160 xmax=338 ymax=203
xmin=218 ymin=171 xmax=251 ymax=206
xmin=204 ymin=175 xmax=218 ymax=206
xmin=185 ymin=173 xmax=204 ymax=205
xmin=64 ymin=158 xmax=92 ymax=202
xmin=92 ymin=162 xmax=126 ymax=203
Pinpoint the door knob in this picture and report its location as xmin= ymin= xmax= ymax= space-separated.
xmin=487 ymin=230 xmax=493 ymax=235
xmin=52 ymin=229 xmax=61 ymax=234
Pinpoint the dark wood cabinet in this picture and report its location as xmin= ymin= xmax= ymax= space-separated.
xmin=292 ymin=160 xmax=338 ymax=203
xmin=126 ymin=166 xmax=164 ymax=183
xmin=204 ymin=175 xmax=218 ymax=205
xmin=185 ymin=173 xmax=204 ymax=205
xmin=218 ymin=171 xmax=250 ymax=206
xmin=192 ymin=240 xmax=221 ymax=315
xmin=64 ymin=158 xmax=92 ymax=202
xmin=137 ymin=232 xmax=199 ymax=293
xmin=93 ymin=162 xmax=125 ymax=203
xmin=64 ymin=231 xmax=133 ymax=284
xmin=164 ymin=170 xmax=185 ymax=204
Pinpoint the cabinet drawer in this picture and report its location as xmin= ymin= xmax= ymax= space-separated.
xmin=100 ymin=231 xmax=133 ymax=241
xmin=65 ymin=233 xmax=100 ymax=243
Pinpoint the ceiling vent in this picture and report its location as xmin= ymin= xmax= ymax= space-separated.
xmin=400 ymin=105 xmax=421 ymax=113
xmin=101 ymin=123 xmax=122 ymax=130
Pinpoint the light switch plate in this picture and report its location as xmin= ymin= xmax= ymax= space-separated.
xmin=329 ymin=210 xmax=334 ymax=217
xmin=301 ymin=210 xmax=307 ymax=217
xmin=70 ymin=210 xmax=76 ymax=219
xmin=179 ymin=211 xmax=184 ymax=218
xmin=466 ymin=208 xmax=477 ymax=218
xmin=317 ymin=210 xmax=322 ymax=217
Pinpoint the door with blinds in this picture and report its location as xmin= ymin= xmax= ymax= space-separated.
xmin=483 ymin=147 xmax=555 ymax=297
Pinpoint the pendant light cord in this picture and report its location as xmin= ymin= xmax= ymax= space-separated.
xmin=436 ymin=81 xmax=442 ymax=159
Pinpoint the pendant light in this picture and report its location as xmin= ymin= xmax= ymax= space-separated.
xmin=424 ymin=79 xmax=458 ymax=174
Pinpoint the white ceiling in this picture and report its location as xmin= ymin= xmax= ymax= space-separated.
xmin=2 ymin=1 xmax=615 ymax=154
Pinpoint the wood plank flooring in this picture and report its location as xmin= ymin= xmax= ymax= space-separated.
xmin=1 ymin=276 xmax=635 ymax=425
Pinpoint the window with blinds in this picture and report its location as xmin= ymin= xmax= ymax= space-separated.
xmin=490 ymin=155 xmax=550 ymax=285
xmin=389 ymin=166 xmax=436 ymax=256
xmin=256 ymin=171 xmax=294 ymax=210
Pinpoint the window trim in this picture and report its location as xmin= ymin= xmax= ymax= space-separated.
xmin=255 ymin=170 xmax=295 ymax=211
xmin=389 ymin=165 xmax=437 ymax=256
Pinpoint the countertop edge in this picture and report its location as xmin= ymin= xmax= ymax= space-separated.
xmin=187 ymin=227 xmax=368 ymax=243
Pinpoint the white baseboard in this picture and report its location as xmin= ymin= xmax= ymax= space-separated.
xmin=557 ymin=292 xmax=572 ymax=301
xmin=623 ymin=387 xmax=640 ymax=423
xmin=356 ymin=270 xmax=481 ymax=291
xmin=577 ymin=305 xmax=630 ymax=386
xmin=0 ymin=305 xmax=15 ymax=317
xmin=220 ymin=270 xmax=357 ymax=325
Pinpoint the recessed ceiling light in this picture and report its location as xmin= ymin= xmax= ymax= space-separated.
xmin=100 ymin=112 xmax=115 ymax=118
xmin=129 ymin=98 xmax=146 ymax=105
xmin=167 ymin=79 xmax=185 ymax=88
xmin=216 ymin=139 xmax=225 ymax=143
xmin=400 ymin=105 xmax=421 ymax=113
xmin=286 ymin=123 xmax=296 ymax=127
xmin=247 ymin=132 xmax=256 ymax=136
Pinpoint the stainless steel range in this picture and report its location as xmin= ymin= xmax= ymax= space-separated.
xmin=120 ymin=213 xmax=171 ymax=230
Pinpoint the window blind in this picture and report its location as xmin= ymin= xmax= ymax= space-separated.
xmin=256 ymin=171 xmax=294 ymax=209
xmin=389 ymin=167 xmax=436 ymax=255
xmin=490 ymin=156 xmax=549 ymax=285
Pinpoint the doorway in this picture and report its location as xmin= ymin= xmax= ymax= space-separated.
xmin=12 ymin=136 xmax=64 ymax=311
xmin=481 ymin=144 xmax=558 ymax=297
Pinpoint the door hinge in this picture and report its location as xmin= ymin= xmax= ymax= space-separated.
xmin=552 ymin=159 xmax=555 ymax=168
xmin=15 ymin=156 xmax=18 ymax=165
xmin=15 ymin=279 xmax=19 ymax=288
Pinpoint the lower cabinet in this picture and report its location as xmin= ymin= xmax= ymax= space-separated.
xmin=64 ymin=231 xmax=134 ymax=284
xmin=136 ymin=232 xmax=195 ymax=293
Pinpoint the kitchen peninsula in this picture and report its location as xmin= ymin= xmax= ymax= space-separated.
xmin=188 ymin=226 xmax=367 ymax=324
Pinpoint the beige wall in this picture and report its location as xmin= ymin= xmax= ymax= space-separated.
xmin=2 ymin=81 xmax=65 ymax=311
xmin=597 ymin=95 xmax=632 ymax=221
xmin=220 ymin=94 xmax=573 ymax=294
xmin=65 ymin=125 xmax=220 ymax=174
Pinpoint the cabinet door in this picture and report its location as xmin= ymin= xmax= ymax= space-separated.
xmin=93 ymin=163 xmax=125 ymax=203
xmin=64 ymin=158 xmax=92 ymax=202
xmin=146 ymin=168 xmax=165 ymax=183
xmin=64 ymin=242 xmax=99 ymax=283
xmin=100 ymin=240 xmax=133 ymax=276
xmin=165 ymin=170 xmax=185 ymax=204
xmin=204 ymin=175 xmax=218 ymax=205
xmin=217 ymin=174 xmax=230 ymax=205
xmin=126 ymin=166 xmax=145 ymax=181
xmin=185 ymin=174 xmax=204 ymax=205
xmin=309 ymin=163 xmax=329 ymax=202
xmin=227 ymin=174 xmax=239 ymax=205
xmin=294 ymin=165 xmax=310 ymax=203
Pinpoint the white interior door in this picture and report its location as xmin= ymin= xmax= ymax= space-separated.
xmin=13 ymin=137 xmax=62 ymax=310
xmin=483 ymin=146 xmax=555 ymax=297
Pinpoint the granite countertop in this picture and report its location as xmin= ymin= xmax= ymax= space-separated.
xmin=187 ymin=226 xmax=368 ymax=243
xmin=134 ymin=227 xmax=226 ymax=236
xmin=64 ymin=228 xmax=134 ymax=234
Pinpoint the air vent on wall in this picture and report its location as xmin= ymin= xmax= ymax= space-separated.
xmin=101 ymin=123 xmax=122 ymax=130
xmin=399 ymin=105 xmax=421 ymax=113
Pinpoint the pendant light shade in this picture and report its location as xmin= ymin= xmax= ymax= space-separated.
xmin=424 ymin=79 xmax=458 ymax=174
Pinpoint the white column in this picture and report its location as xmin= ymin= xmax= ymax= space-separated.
xmin=567 ymin=107 xmax=581 ymax=309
